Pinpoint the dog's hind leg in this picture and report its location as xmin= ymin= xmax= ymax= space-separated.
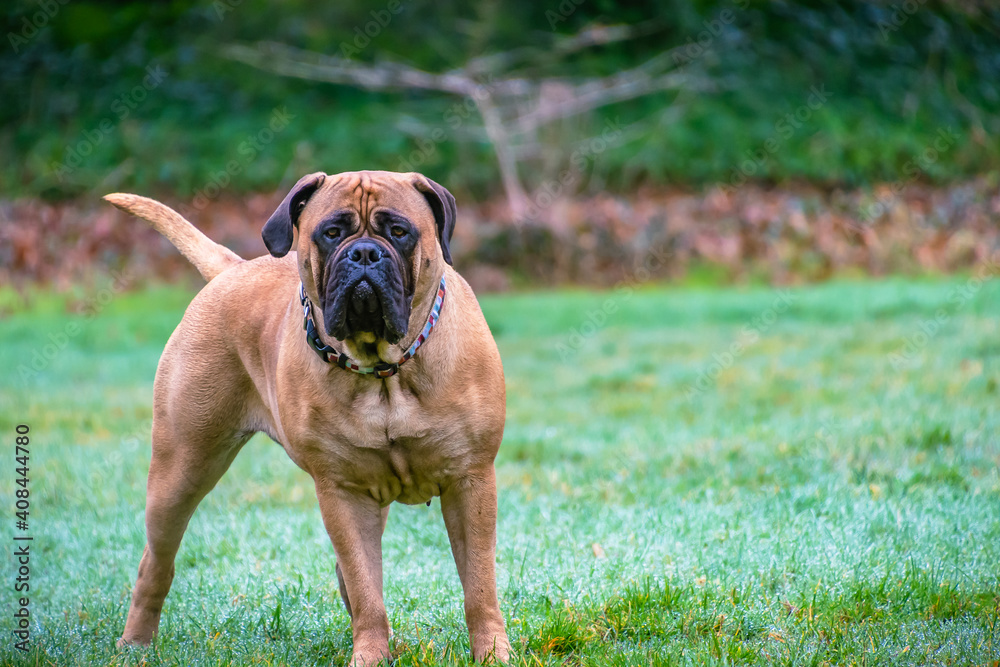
xmin=118 ymin=417 xmax=248 ymax=647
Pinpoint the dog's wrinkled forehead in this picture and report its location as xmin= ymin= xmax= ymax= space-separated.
xmin=302 ymin=171 xmax=432 ymax=231
xmin=261 ymin=169 xmax=456 ymax=264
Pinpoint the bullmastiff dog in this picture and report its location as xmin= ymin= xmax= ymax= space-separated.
xmin=105 ymin=171 xmax=510 ymax=664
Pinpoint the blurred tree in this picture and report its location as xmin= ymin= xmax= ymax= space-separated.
xmin=1 ymin=0 xmax=998 ymax=200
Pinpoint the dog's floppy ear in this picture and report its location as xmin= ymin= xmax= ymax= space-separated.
xmin=413 ymin=175 xmax=457 ymax=266
xmin=262 ymin=172 xmax=326 ymax=257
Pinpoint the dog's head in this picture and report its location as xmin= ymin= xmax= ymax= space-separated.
xmin=261 ymin=171 xmax=455 ymax=358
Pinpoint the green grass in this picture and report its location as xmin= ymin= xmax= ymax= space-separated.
xmin=1 ymin=276 xmax=998 ymax=665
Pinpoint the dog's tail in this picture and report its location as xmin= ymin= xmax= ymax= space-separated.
xmin=104 ymin=193 xmax=244 ymax=281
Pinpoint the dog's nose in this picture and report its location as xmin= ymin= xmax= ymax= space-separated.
xmin=346 ymin=240 xmax=386 ymax=266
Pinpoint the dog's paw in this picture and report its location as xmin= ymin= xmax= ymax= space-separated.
xmin=116 ymin=635 xmax=151 ymax=649
xmin=350 ymin=642 xmax=391 ymax=666
xmin=472 ymin=633 xmax=511 ymax=663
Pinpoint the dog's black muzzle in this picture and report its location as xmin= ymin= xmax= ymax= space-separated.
xmin=322 ymin=239 xmax=410 ymax=344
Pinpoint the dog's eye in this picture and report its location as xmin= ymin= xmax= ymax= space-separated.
xmin=390 ymin=226 xmax=407 ymax=238
xmin=324 ymin=228 xmax=340 ymax=240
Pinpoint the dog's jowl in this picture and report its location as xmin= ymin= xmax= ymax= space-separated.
xmin=105 ymin=171 xmax=510 ymax=665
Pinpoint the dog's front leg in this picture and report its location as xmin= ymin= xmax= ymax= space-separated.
xmin=441 ymin=466 xmax=510 ymax=663
xmin=314 ymin=481 xmax=390 ymax=666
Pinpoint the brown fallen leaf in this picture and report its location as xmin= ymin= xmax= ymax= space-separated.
xmin=781 ymin=600 xmax=800 ymax=616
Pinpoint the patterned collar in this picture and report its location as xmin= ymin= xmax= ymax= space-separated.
xmin=299 ymin=276 xmax=446 ymax=378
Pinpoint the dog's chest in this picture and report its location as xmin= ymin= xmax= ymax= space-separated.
xmin=343 ymin=387 xmax=438 ymax=450
xmin=292 ymin=380 xmax=466 ymax=506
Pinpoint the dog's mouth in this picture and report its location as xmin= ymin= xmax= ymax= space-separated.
xmin=322 ymin=263 xmax=410 ymax=346
xmin=346 ymin=278 xmax=385 ymax=339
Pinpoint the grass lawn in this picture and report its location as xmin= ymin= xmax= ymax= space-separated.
xmin=1 ymin=275 xmax=998 ymax=665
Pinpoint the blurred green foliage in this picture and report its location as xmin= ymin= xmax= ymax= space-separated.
xmin=2 ymin=0 xmax=999 ymax=200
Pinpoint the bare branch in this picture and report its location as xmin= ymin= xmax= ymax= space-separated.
xmin=459 ymin=19 xmax=668 ymax=76
xmin=474 ymin=94 xmax=530 ymax=219
xmin=224 ymin=42 xmax=542 ymax=98
xmin=220 ymin=25 xmax=705 ymax=219
xmin=511 ymin=71 xmax=702 ymax=134
xmin=223 ymin=42 xmax=478 ymax=96
xmin=224 ymin=40 xmax=702 ymax=132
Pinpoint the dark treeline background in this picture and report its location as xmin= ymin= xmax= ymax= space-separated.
xmin=3 ymin=0 xmax=999 ymax=200
xmin=2 ymin=1 xmax=999 ymax=289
